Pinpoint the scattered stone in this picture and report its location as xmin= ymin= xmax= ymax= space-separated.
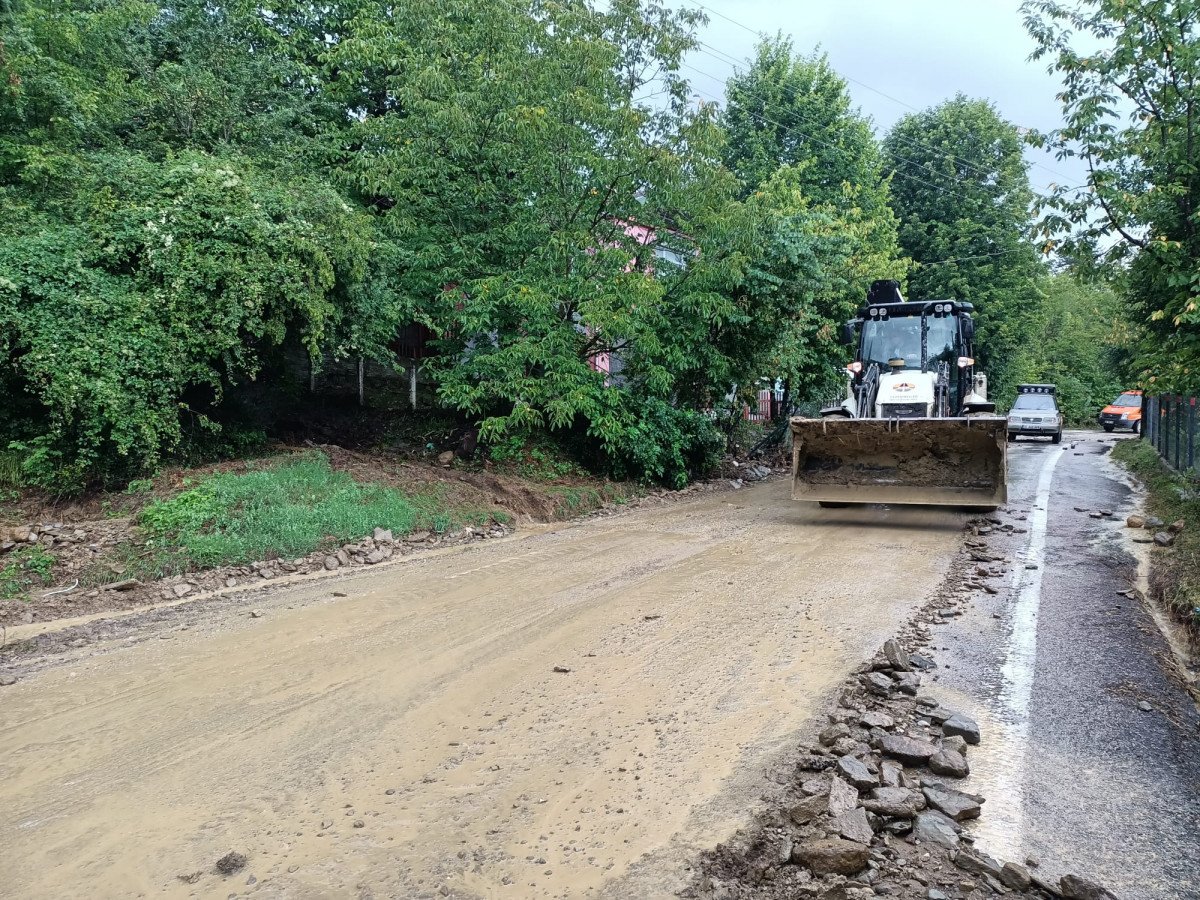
xmin=832 ymin=806 xmax=874 ymax=845
xmin=323 ymin=555 xmax=340 ymax=570
xmin=249 ymin=609 xmax=264 ymax=618
xmin=879 ymin=760 xmax=904 ymax=788
xmin=405 ymin=531 xmax=431 ymax=544
xmin=1098 ymin=509 xmax=1113 ymax=517
xmin=860 ymin=710 xmax=895 ymax=730
xmin=1143 ymin=516 xmax=1164 ymax=529
xmin=893 ymin=672 xmax=921 ymax=696
xmin=789 ymin=793 xmax=829 ymax=825
xmin=923 ymin=784 xmax=982 ymax=821
xmin=172 ymin=583 xmax=193 ymax=598
xmin=1132 ymin=534 xmax=1155 ymax=544
xmin=552 ymin=665 xmax=571 ymax=674
xmin=1139 ymin=700 xmax=1153 ymax=712
xmin=909 ymin=653 xmax=936 ymax=671
xmin=929 ymin=749 xmax=969 ymax=778
xmin=0 ymin=674 xmax=17 ymax=686
xmin=101 ymin=578 xmax=140 ymax=592
xmin=1169 ymin=518 xmax=1186 ymax=534
xmin=1060 ymin=874 xmax=1118 ymax=900
xmin=863 ymin=787 xmax=926 ymax=818
xmin=1126 ymin=514 xmax=1146 ymax=528
xmin=792 ymin=839 xmax=871 ymax=876
xmin=861 ymin=672 xmax=895 ymax=697
xmin=177 ymin=872 xmax=202 ymax=884
xmin=912 ymin=810 xmax=959 ymax=848
xmin=953 ymin=848 xmax=1002 ymax=880
xmin=1153 ymin=531 xmax=1175 ymax=547
xmin=373 ymin=527 xmax=394 ymax=543
xmin=927 ymin=891 xmax=949 ymax=900
xmin=1000 ymin=862 xmax=1032 ymax=891
xmin=820 ymin=723 xmax=852 ymax=746
xmin=925 ymin=706 xmax=955 ymax=724
xmin=883 ymin=639 xmax=912 ymax=672
xmin=215 ymin=852 xmax=248 ymax=876
xmin=827 ymin=776 xmax=859 ymax=817
xmin=941 ymin=713 xmax=981 ymax=745
xmin=365 ymin=548 xmax=390 ymax=564
xmin=941 ymin=736 xmax=969 ymax=757
xmin=836 ymin=755 xmax=877 ymax=790
xmin=879 ymin=733 xmax=937 ymax=765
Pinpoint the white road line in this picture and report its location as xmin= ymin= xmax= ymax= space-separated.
xmin=1000 ymin=446 xmax=1065 ymax=719
xmin=983 ymin=445 xmax=1065 ymax=861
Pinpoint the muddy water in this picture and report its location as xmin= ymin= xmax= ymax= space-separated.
xmin=0 ymin=482 xmax=964 ymax=899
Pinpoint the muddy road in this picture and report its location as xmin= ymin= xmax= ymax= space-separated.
xmin=0 ymin=479 xmax=967 ymax=899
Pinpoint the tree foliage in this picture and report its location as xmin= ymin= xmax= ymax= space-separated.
xmin=883 ymin=96 xmax=1045 ymax=400
xmin=721 ymin=38 xmax=907 ymax=405
xmin=1023 ymin=0 xmax=1200 ymax=391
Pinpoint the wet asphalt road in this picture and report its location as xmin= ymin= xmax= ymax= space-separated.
xmin=933 ymin=431 xmax=1200 ymax=899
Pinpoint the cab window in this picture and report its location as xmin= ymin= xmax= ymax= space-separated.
xmin=1113 ymin=393 xmax=1141 ymax=408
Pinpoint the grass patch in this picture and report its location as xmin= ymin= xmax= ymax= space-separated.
xmin=127 ymin=452 xmax=501 ymax=577
xmin=0 ymin=546 xmax=56 ymax=599
xmin=1111 ymin=438 xmax=1200 ymax=639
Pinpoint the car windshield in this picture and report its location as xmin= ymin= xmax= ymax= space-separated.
xmin=860 ymin=315 xmax=957 ymax=370
xmin=1012 ymin=394 xmax=1057 ymax=411
xmin=1113 ymin=392 xmax=1141 ymax=408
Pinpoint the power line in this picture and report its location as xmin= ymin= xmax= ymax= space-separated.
xmin=675 ymin=0 xmax=1079 ymax=185
xmin=686 ymin=40 xmax=1070 ymax=202
xmin=680 ymin=59 xmax=1087 ymax=217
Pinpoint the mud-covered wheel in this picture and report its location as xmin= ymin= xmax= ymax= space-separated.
xmin=1102 ymin=423 xmax=1115 ymax=433
xmin=817 ymin=501 xmax=851 ymax=508
xmin=1052 ymin=431 xmax=1063 ymax=444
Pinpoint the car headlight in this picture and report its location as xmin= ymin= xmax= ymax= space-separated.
xmin=1120 ymin=413 xmax=1129 ymax=419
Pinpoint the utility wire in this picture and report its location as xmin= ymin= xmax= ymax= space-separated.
xmin=675 ymin=0 xmax=1079 ymax=184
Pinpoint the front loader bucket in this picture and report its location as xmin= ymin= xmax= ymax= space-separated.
xmin=790 ymin=416 xmax=1008 ymax=507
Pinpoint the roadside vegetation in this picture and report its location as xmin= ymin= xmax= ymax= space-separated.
xmin=1112 ymin=439 xmax=1200 ymax=641
xmin=2 ymin=0 xmax=1125 ymax=499
xmin=132 ymin=454 xmax=500 ymax=576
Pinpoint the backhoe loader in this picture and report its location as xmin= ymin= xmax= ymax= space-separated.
xmin=791 ymin=280 xmax=1008 ymax=508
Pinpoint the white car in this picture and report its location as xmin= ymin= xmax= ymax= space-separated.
xmin=1007 ymin=384 xmax=1063 ymax=443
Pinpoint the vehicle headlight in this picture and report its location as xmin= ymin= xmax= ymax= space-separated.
xmin=1120 ymin=412 xmax=1129 ymax=419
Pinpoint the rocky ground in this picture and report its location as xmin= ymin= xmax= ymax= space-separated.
xmin=693 ymin=432 xmax=1199 ymax=900
xmin=1 ymin=432 xmax=1194 ymax=900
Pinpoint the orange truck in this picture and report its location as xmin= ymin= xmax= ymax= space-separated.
xmin=1099 ymin=390 xmax=1143 ymax=433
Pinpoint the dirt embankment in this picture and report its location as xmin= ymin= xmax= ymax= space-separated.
xmin=0 ymin=445 xmax=776 ymax=636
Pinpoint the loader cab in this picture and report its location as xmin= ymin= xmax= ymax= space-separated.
xmin=850 ymin=299 xmax=977 ymax=411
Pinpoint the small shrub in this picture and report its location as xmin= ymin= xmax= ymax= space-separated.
xmin=0 ymin=547 xmax=56 ymax=599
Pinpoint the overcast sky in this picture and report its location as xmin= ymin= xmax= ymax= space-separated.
xmin=669 ymin=0 xmax=1090 ymax=196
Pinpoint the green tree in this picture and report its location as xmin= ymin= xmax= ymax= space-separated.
xmin=1013 ymin=274 xmax=1129 ymax=422
xmin=884 ymin=96 xmax=1045 ymax=402
xmin=1023 ymin=0 xmax=1200 ymax=391
xmin=720 ymin=38 xmax=907 ymax=405
xmin=721 ymin=37 xmax=885 ymax=208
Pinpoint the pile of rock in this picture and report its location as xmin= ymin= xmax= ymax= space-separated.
xmin=1125 ymin=514 xmax=1186 ymax=548
xmin=694 ymin=638 xmax=1119 ymax=900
